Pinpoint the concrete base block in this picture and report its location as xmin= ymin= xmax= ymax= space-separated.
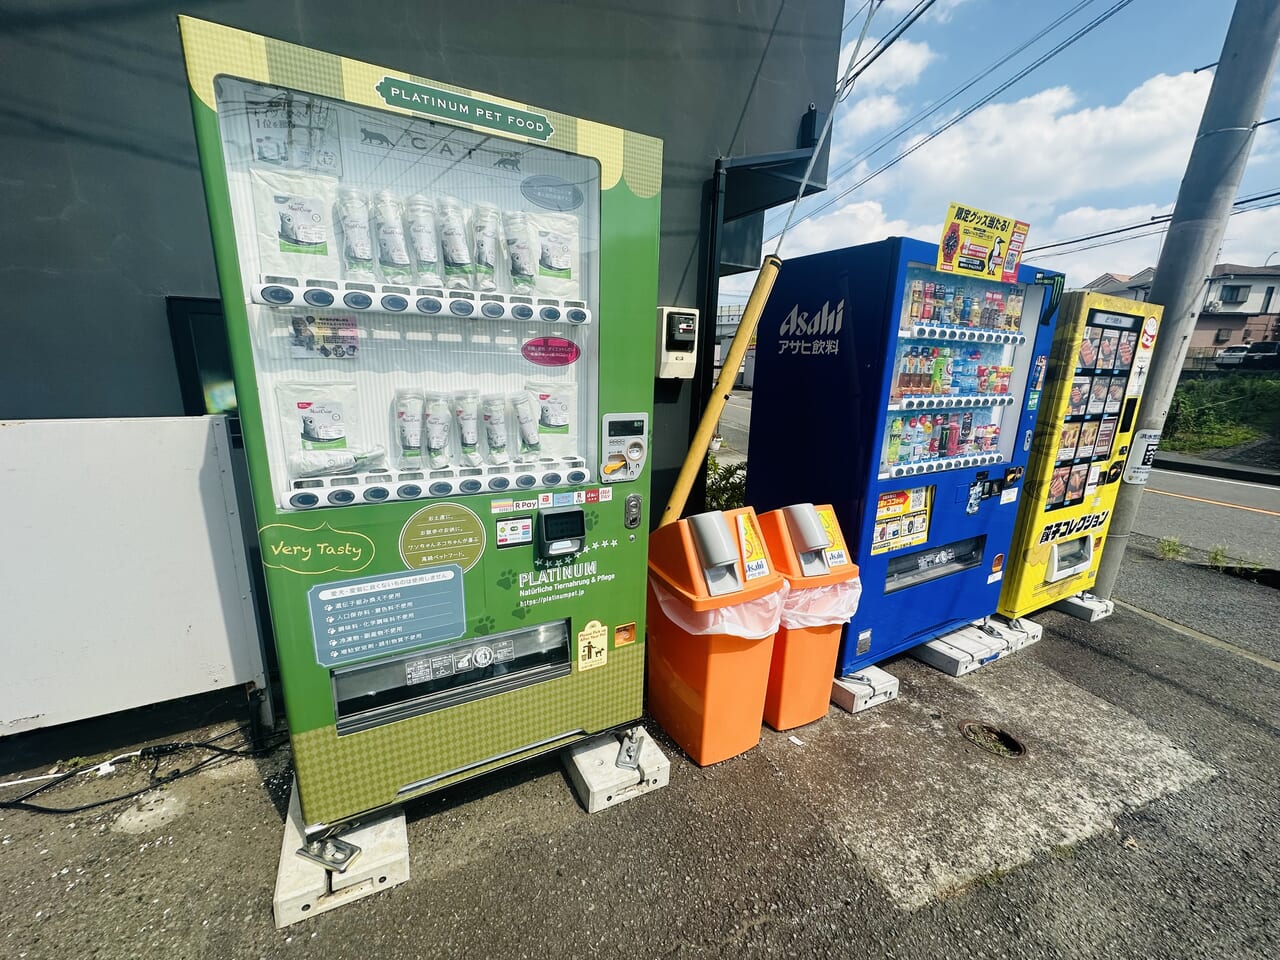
xmin=985 ymin=615 xmax=1044 ymax=651
xmin=831 ymin=664 xmax=900 ymax=714
xmin=1052 ymin=592 xmax=1115 ymax=623
xmin=912 ymin=616 xmax=1044 ymax=677
xmin=912 ymin=624 xmax=1006 ymax=677
xmin=273 ymin=779 xmax=409 ymax=928
xmin=563 ymin=726 xmax=670 ymax=814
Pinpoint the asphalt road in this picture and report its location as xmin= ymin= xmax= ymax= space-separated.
xmin=1136 ymin=469 xmax=1280 ymax=568
xmin=3 ymin=545 xmax=1279 ymax=960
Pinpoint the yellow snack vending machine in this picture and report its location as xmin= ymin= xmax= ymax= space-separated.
xmin=999 ymin=291 xmax=1162 ymax=619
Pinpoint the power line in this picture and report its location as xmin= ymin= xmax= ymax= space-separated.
xmin=1024 ymin=188 xmax=1280 ymax=255
xmin=833 ymin=0 xmax=1099 ymax=196
xmin=765 ymin=0 xmax=1140 ymax=245
xmin=838 ymin=1 xmax=938 ymax=101
xmin=842 ymin=0 xmax=874 ymax=34
xmin=1029 ymin=197 xmax=1280 ymax=260
xmin=766 ymin=0 xmax=1102 ymax=235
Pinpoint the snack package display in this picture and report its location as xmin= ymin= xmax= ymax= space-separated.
xmin=372 ymin=190 xmax=414 ymax=284
xmin=437 ymin=195 xmax=473 ymax=289
xmin=424 ymin=393 xmax=453 ymax=469
xmin=276 ymin=381 xmax=362 ymax=478
xmin=473 ymin=202 xmax=500 ymax=292
xmin=395 ymin=389 xmax=424 ymax=466
xmin=481 ymin=394 xmax=510 ymax=464
xmin=510 ymin=391 xmax=542 ymax=458
xmin=532 ymin=211 xmax=580 ymax=298
xmin=403 ymin=194 xmax=443 ymax=287
xmin=336 ymin=187 xmax=377 ymax=280
xmin=453 ymin=391 xmax=483 ymax=467
xmin=250 ymin=168 xmax=339 ymax=278
xmin=502 ymin=210 xmax=537 ymax=293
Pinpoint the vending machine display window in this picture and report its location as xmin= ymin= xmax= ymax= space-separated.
xmin=212 ymin=77 xmax=602 ymax=511
xmin=1043 ymin=308 xmax=1142 ymax=513
xmin=880 ymin=263 xmax=1047 ymax=479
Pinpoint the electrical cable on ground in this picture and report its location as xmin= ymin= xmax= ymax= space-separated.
xmin=0 ymin=726 xmax=289 ymax=815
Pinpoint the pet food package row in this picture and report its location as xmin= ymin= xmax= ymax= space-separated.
xmin=251 ymin=169 xmax=580 ymax=297
xmin=393 ymin=382 xmax=577 ymax=469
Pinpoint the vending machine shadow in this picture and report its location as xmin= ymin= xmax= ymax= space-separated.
xmin=179 ymin=17 xmax=662 ymax=839
xmin=746 ymin=236 xmax=1064 ymax=675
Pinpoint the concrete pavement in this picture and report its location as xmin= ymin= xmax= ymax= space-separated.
xmin=3 ymin=540 xmax=1279 ymax=959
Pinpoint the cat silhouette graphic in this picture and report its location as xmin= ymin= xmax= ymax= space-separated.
xmin=495 ymin=156 xmax=521 ymax=171
xmin=361 ymin=128 xmax=393 ymax=147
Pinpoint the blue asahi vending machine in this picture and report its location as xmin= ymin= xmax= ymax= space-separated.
xmin=746 ymin=236 xmax=1063 ymax=674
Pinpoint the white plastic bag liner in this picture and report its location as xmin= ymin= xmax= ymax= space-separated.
xmin=779 ymin=577 xmax=862 ymax=629
xmin=649 ymin=577 xmax=787 ymax=641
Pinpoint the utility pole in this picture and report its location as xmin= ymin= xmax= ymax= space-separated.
xmin=1095 ymin=0 xmax=1280 ymax=599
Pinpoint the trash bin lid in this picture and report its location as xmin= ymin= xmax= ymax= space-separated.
xmin=649 ymin=507 xmax=784 ymax=612
xmin=758 ymin=504 xmax=860 ymax=588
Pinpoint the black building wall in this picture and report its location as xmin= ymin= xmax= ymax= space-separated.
xmin=0 ymin=1 xmax=840 ymax=512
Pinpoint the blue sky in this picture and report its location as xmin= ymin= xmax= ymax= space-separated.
xmin=724 ymin=0 xmax=1280 ymax=299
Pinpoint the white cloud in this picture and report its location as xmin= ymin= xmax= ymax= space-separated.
xmin=719 ymin=200 xmax=938 ymax=304
xmin=835 ymin=94 xmax=907 ymax=148
xmin=886 ymin=72 xmax=1214 ymax=219
xmin=776 ymin=199 xmax=935 ymax=258
xmin=839 ymin=35 xmax=936 ymax=93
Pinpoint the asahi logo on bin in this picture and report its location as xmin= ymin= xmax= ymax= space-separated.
xmin=375 ymin=77 xmax=554 ymax=141
xmin=779 ymin=299 xmax=844 ymax=337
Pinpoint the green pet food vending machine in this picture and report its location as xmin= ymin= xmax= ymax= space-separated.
xmin=179 ymin=17 xmax=662 ymax=832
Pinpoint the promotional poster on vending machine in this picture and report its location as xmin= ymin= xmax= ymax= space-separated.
xmin=999 ymin=291 xmax=1162 ymax=618
xmin=179 ymin=18 xmax=661 ymax=830
xmin=746 ymin=220 xmax=1063 ymax=674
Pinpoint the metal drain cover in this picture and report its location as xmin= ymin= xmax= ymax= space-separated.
xmin=959 ymin=720 xmax=1026 ymax=759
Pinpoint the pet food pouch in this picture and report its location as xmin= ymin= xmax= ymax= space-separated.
xmin=437 ymin=195 xmax=472 ymax=290
xmin=372 ymin=191 xmax=414 ymax=284
xmin=424 ymin=392 xmax=452 ymax=469
xmin=453 ymin=391 xmax=483 ymax=467
xmin=473 ymin=202 xmax=500 ymax=292
xmin=510 ymin=391 xmax=541 ymax=458
xmin=482 ymin=394 xmax=510 ymax=465
xmin=276 ymin=382 xmax=359 ymax=465
xmin=525 ymin=380 xmax=577 ymax=458
xmin=250 ymin=168 xmax=339 ymax=278
xmin=287 ymin=446 xmax=387 ymax=478
xmin=532 ymin=212 xmax=580 ymax=299
xmin=336 ymin=188 xmax=376 ymax=281
xmin=502 ymin=210 xmax=537 ymax=294
xmin=395 ymin=389 xmax=424 ymax=466
xmin=404 ymin=194 xmax=442 ymax=286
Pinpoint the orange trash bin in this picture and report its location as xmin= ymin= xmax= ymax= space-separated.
xmin=647 ymin=507 xmax=786 ymax=765
xmin=756 ymin=504 xmax=862 ymax=731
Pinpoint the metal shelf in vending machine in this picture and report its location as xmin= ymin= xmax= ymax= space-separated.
xmin=180 ymin=17 xmax=662 ymax=833
xmin=746 ymin=236 xmax=1064 ymax=674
